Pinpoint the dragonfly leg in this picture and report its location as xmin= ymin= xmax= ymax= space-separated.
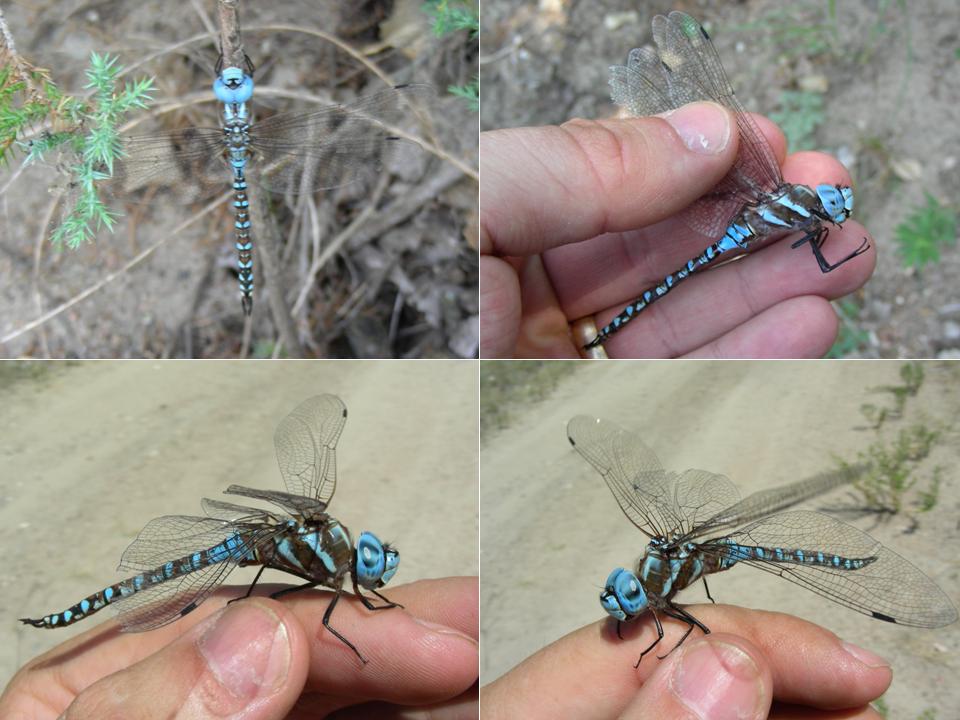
xmin=269 ymin=581 xmax=321 ymax=600
xmin=228 ymin=565 xmax=268 ymax=604
xmin=634 ymin=611 xmax=665 ymax=669
xmin=351 ymin=576 xmax=404 ymax=611
xmin=656 ymin=605 xmax=711 ymax=660
xmin=702 ymin=576 xmax=716 ymax=603
xmin=323 ymin=582 xmax=368 ymax=665
xmin=792 ymin=227 xmax=870 ymax=272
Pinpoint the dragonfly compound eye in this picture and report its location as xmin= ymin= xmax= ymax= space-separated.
xmin=356 ymin=531 xmax=388 ymax=589
xmin=602 ymin=567 xmax=648 ymax=620
xmin=816 ymin=184 xmax=854 ymax=224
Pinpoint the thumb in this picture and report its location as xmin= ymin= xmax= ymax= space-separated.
xmin=619 ymin=634 xmax=772 ymax=720
xmin=65 ymin=600 xmax=309 ymax=719
xmin=480 ymin=101 xmax=738 ymax=257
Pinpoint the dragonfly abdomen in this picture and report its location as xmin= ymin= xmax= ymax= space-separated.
xmin=717 ymin=540 xmax=877 ymax=572
xmin=20 ymin=532 xmax=254 ymax=629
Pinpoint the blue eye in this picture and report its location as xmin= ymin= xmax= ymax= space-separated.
xmin=355 ymin=531 xmax=387 ymax=589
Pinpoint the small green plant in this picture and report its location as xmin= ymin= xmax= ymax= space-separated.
xmin=742 ymin=6 xmax=838 ymax=58
xmin=849 ymin=423 xmax=941 ymax=524
xmin=860 ymin=361 xmax=924 ymax=427
xmin=17 ymin=52 xmax=154 ymax=248
xmin=894 ymin=192 xmax=957 ymax=269
xmin=422 ymin=1 xmax=478 ymax=111
xmin=770 ymin=90 xmax=825 ymax=151
xmin=827 ymin=299 xmax=869 ymax=358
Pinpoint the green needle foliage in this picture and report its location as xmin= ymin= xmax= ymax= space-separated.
xmin=422 ymin=0 xmax=478 ymax=112
xmin=770 ymin=90 xmax=825 ymax=152
xmin=16 ymin=52 xmax=154 ymax=248
xmin=894 ymin=192 xmax=957 ymax=269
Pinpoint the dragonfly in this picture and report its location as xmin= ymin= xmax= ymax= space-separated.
xmin=586 ymin=12 xmax=869 ymax=348
xmin=93 ymin=56 xmax=428 ymax=316
xmin=566 ymin=415 xmax=957 ymax=666
xmin=21 ymin=394 xmax=400 ymax=663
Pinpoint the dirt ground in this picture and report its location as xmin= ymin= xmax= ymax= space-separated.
xmin=480 ymin=0 xmax=960 ymax=358
xmin=0 ymin=360 xmax=478 ymax=685
xmin=0 ymin=0 xmax=478 ymax=358
xmin=480 ymin=361 xmax=960 ymax=717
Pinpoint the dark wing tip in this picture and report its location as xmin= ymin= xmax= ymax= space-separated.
xmin=871 ymin=611 xmax=897 ymax=624
xmin=567 ymin=435 xmax=576 ymax=447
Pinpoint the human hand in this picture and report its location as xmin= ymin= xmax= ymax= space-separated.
xmin=480 ymin=102 xmax=875 ymax=358
xmin=480 ymin=603 xmax=890 ymax=719
xmin=2 ymin=577 xmax=478 ymax=719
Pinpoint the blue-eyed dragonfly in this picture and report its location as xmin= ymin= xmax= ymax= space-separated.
xmin=21 ymin=394 xmax=400 ymax=663
xmin=566 ymin=415 xmax=957 ymax=665
xmin=586 ymin=12 xmax=869 ymax=348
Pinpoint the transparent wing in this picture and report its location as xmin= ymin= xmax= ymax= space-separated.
xmin=98 ymin=127 xmax=231 ymax=204
xmin=113 ymin=515 xmax=281 ymax=632
xmin=273 ymin=394 xmax=348 ymax=504
xmin=680 ymin=463 xmax=871 ymax=542
xmin=609 ymin=12 xmax=783 ymax=237
xmin=702 ymin=511 xmax=958 ymax=628
xmin=224 ymin=485 xmax=327 ymax=519
xmin=118 ymin=515 xmax=263 ymax=571
xmin=201 ymin=497 xmax=283 ymax=523
xmin=566 ymin=415 xmax=739 ymax=537
xmin=246 ymin=84 xmax=432 ymax=195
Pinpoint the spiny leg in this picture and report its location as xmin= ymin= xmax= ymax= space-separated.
xmin=323 ymin=581 xmax=368 ymax=664
xmin=792 ymin=227 xmax=870 ymax=272
xmin=702 ymin=577 xmax=716 ymax=603
xmin=228 ymin=565 xmax=268 ymax=604
xmin=351 ymin=577 xmax=403 ymax=611
xmin=656 ymin=604 xmax=712 ymax=660
xmin=633 ymin=610 xmax=665 ymax=669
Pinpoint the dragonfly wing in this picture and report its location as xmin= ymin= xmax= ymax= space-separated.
xmin=272 ymin=394 xmax=348 ymax=505
xmin=686 ymin=463 xmax=870 ymax=541
xmin=246 ymin=84 xmax=432 ymax=195
xmin=609 ymin=12 xmax=784 ymax=237
xmin=111 ymin=517 xmax=281 ymax=632
xmin=224 ymin=485 xmax=327 ymax=518
xmin=101 ymin=127 xmax=230 ymax=204
xmin=117 ymin=515 xmax=263 ymax=571
xmin=712 ymin=510 xmax=958 ymax=628
xmin=567 ymin=416 xmax=692 ymax=536
xmin=202 ymin=498 xmax=282 ymax=523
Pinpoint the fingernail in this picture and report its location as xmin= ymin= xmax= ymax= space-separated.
xmin=661 ymin=101 xmax=731 ymax=154
xmin=199 ymin=604 xmax=290 ymax=700
xmin=671 ymin=640 xmax=764 ymax=720
xmin=843 ymin=641 xmax=890 ymax=668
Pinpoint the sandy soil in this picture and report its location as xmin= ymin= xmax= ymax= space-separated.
xmin=0 ymin=359 xmax=478 ymax=685
xmin=480 ymin=361 xmax=960 ymax=716
xmin=480 ymin=0 xmax=960 ymax=357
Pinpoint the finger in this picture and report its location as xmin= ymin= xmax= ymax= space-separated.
xmin=684 ymin=296 xmax=839 ymax=358
xmin=594 ymin=218 xmax=872 ymax=357
xmin=480 ymin=255 xmax=522 ymax=357
xmin=545 ymin=112 xmax=787 ymax=316
xmin=326 ymin=684 xmax=478 ymax=719
xmin=481 ymin=102 xmax=740 ymax=256
xmin=618 ymin=634 xmax=772 ymax=720
xmin=63 ymin=599 xmax=309 ymax=720
xmin=283 ymin=577 xmax=477 ymax=712
xmin=482 ymin=606 xmax=890 ymax=718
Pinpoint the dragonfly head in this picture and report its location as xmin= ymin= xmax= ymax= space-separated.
xmin=355 ymin=531 xmax=399 ymax=590
xmin=816 ymin=184 xmax=854 ymax=224
xmin=213 ymin=66 xmax=254 ymax=105
xmin=601 ymin=567 xmax=648 ymax=621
